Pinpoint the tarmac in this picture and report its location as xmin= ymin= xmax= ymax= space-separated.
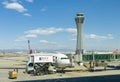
xmin=0 ymin=53 xmax=120 ymax=82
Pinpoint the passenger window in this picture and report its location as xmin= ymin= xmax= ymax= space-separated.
xmin=61 ymin=57 xmax=68 ymax=59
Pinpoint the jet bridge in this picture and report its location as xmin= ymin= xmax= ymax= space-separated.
xmin=82 ymin=53 xmax=120 ymax=71
xmin=67 ymin=53 xmax=120 ymax=71
xmin=83 ymin=53 xmax=120 ymax=61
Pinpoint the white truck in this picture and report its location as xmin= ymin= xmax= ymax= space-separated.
xmin=26 ymin=53 xmax=57 ymax=75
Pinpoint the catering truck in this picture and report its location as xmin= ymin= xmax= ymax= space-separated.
xmin=26 ymin=52 xmax=70 ymax=75
xmin=26 ymin=53 xmax=57 ymax=75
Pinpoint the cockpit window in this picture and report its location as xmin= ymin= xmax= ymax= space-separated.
xmin=61 ymin=57 xmax=69 ymax=59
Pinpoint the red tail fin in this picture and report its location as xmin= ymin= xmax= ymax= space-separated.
xmin=29 ymin=49 xmax=32 ymax=54
xmin=113 ymin=49 xmax=119 ymax=55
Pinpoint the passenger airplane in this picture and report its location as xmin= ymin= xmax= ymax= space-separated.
xmin=26 ymin=52 xmax=71 ymax=73
xmin=26 ymin=40 xmax=70 ymax=73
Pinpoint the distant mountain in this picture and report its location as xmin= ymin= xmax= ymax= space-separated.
xmin=0 ymin=48 xmax=75 ymax=53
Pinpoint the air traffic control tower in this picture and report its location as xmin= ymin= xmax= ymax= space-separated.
xmin=74 ymin=13 xmax=85 ymax=63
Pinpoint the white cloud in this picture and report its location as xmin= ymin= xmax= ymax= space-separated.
xmin=66 ymin=28 xmax=77 ymax=37
xmin=23 ymin=13 xmax=32 ymax=16
xmin=40 ymin=8 xmax=47 ymax=12
xmin=11 ymin=0 xmax=17 ymax=2
xmin=26 ymin=27 xmax=63 ymax=35
xmin=66 ymin=28 xmax=77 ymax=34
xmin=86 ymin=34 xmax=97 ymax=39
xmin=2 ymin=1 xmax=8 ymax=5
xmin=15 ymin=36 xmax=27 ymax=42
xmin=15 ymin=27 xmax=79 ymax=43
xmin=3 ymin=2 xmax=27 ymax=13
xmin=71 ymin=38 xmax=76 ymax=41
xmin=40 ymin=40 xmax=49 ymax=43
xmin=40 ymin=40 xmax=57 ymax=44
xmin=40 ymin=6 xmax=47 ymax=12
xmin=25 ymin=0 xmax=34 ymax=3
xmin=25 ymin=34 xmax=37 ymax=38
xmin=25 ymin=27 xmax=77 ymax=36
xmin=15 ymin=33 xmax=37 ymax=42
xmin=85 ymin=34 xmax=114 ymax=40
xmin=107 ymin=34 xmax=114 ymax=39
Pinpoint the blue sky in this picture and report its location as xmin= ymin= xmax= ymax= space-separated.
xmin=0 ymin=0 xmax=120 ymax=52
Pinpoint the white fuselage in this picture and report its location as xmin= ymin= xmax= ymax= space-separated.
xmin=27 ymin=52 xmax=70 ymax=69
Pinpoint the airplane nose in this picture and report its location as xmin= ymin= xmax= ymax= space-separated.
xmin=64 ymin=59 xmax=71 ymax=65
xmin=58 ymin=59 xmax=71 ymax=68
